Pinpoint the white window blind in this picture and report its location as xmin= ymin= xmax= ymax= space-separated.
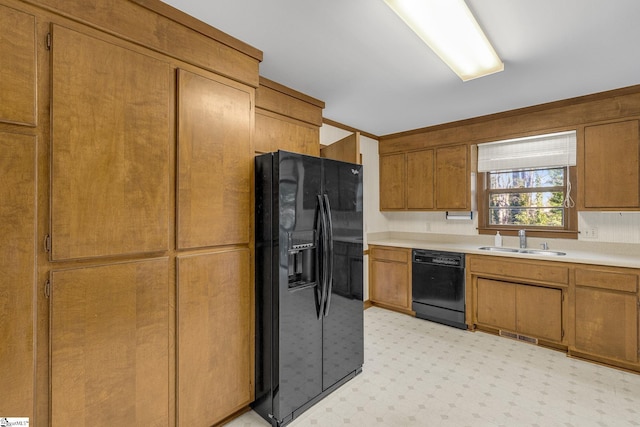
xmin=477 ymin=130 xmax=577 ymax=172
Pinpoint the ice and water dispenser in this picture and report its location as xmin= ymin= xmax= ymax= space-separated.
xmin=287 ymin=230 xmax=316 ymax=290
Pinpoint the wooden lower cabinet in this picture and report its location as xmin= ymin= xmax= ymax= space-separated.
xmin=369 ymin=246 xmax=412 ymax=313
xmin=572 ymin=267 xmax=639 ymax=365
xmin=476 ymin=278 xmax=516 ymax=331
xmin=516 ymin=284 xmax=563 ymax=342
xmin=177 ymin=249 xmax=252 ymax=426
xmin=470 ymin=255 xmax=640 ymax=372
xmin=475 ymin=278 xmax=563 ymax=343
xmin=0 ymin=132 xmax=36 ymax=418
xmin=50 ymin=259 xmax=170 ymax=426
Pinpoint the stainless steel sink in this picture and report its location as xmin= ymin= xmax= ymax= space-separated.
xmin=478 ymin=246 xmax=519 ymax=253
xmin=478 ymin=246 xmax=566 ymax=256
xmin=519 ymin=249 xmax=566 ymax=256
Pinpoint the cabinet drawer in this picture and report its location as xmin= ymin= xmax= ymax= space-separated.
xmin=370 ymin=246 xmax=409 ymax=263
xmin=469 ymin=256 xmax=568 ymax=286
xmin=575 ymin=268 xmax=638 ymax=293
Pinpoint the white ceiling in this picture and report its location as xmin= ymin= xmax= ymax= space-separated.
xmin=162 ymin=0 xmax=640 ymax=136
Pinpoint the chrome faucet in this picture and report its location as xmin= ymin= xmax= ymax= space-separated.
xmin=518 ymin=229 xmax=527 ymax=248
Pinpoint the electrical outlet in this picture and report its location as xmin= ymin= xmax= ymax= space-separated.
xmin=425 ymin=222 xmax=431 ymax=232
xmin=583 ymin=227 xmax=599 ymax=239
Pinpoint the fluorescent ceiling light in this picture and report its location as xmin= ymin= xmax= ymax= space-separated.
xmin=383 ymin=0 xmax=504 ymax=81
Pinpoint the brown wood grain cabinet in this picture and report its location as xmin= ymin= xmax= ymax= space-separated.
xmin=177 ymin=68 xmax=253 ymax=249
xmin=475 ymin=278 xmax=563 ymax=343
xmin=407 ymin=149 xmax=434 ymax=209
xmin=469 ymin=254 xmax=640 ymax=372
xmin=50 ymin=259 xmax=170 ymax=426
xmin=583 ymin=120 xmax=640 ymax=209
xmin=50 ymin=24 xmax=172 ymax=260
xmin=470 ymin=255 xmax=566 ymax=345
xmin=379 ymin=144 xmax=469 ymax=211
xmin=369 ymin=246 xmax=412 ymax=314
xmin=177 ymin=249 xmax=252 ymax=426
xmin=0 ymin=0 xmax=261 ymax=423
xmin=0 ymin=3 xmax=36 ymax=126
xmin=435 ymin=145 xmax=469 ymax=210
xmin=321 ymin=132 xmax=361 ymax=164
xmin=572 ymin=267 xmax=639 ymax=365
xmin=254 ymin=77 xmax=324 ymax=156
xmin=0 ymin=132 xmax=36 ymax=418
xmin=379 ymin=153 xmax=406 ymax=210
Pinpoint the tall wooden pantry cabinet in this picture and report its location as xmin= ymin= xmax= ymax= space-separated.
xmin=0 ymin=0 xmax=261 ymax=425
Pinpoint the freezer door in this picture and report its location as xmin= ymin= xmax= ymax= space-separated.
xmin=275 ymin=152 xmax=324 ymax=419
xmin=321 ymin=159 xmax=364 ymax=389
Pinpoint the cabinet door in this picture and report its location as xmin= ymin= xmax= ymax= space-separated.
xmin=379 ymin=153 xmax=406 ymax=210
xmin=435 ymin=145 xmax=469 ymax=210
xmin=516 ymin=285 xmax=562 ymax=342
xmin=51 ymin=25 xmax=171 ymax=260
xmin=177 ymin=249 xmax=252 ymax=426
xmin=0 ymin=4 xmax=36 ymax=125
xmin=407 ymin=149 xmax=434 ymax=209
xmin=0 ymin=132 xmax=36 ymax=418
xmin=370 ymin=259 xmax=410 ymax=310
xmin=575 ymin=287 xmax=638 ymax=363
xmin=476 ymin=278 xmax=516 ymax=331
xmin=255 ymin=111 xmax=319 ymax=156
xmin=177 ymin=69 xmax=253 ymax=249
xmin=50 ymin=259 xmax=169 ymax=426
xmin=584 ymin=120 xmax=640 ymax=208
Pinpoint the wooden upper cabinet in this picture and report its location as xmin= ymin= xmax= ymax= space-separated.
xmin=254 ymin=111 xmax=319 ymax=156
xmin=583 ymin=120 xmax=640 ymax=209
xmin=407 ymin=149 xmax=434 ymax=209
xmin=0 ymin=132 xmax=36 ymax=418
xmin=50 ymin=25 xmax=171 ymax=260
xmin=50 ymin=258 xmax=170 ymax=426
xmin=435 ymin=144 xmax=469 ymax=210
xmin=0 ymin=4 xmax=36 ymax=126
xmin=254 ymin=77 xmax=324 ymax=156
xmin=379 ymin=144 xmax=469 ymax=211
xmin=379 ymin=153 xmax=406 ymax=210
xmin=177 ymin=69 xmax=253 ymax=249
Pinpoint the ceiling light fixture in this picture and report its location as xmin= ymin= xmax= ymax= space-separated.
xmin=383 ymin=0 xmax=504 ymax=81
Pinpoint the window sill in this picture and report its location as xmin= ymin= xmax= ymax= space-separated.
xmin=478 ymin=228 xmax=578 ymax=240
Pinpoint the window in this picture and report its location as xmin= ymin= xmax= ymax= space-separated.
xmin=487 ymin=167 xmax=566 ymax=227
xmin=477 ymin=131 xmax=578 ymax=238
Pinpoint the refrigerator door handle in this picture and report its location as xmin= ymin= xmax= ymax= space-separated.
xmin=322 ymin=194 xmax=334 ymax=316
xmin=316 ymin=194 xmax=328 ymax=319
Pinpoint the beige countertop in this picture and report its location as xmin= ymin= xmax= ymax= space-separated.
xmin=367 ymin=232 xmax=640 ymax=269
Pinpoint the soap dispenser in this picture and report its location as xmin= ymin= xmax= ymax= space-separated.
xmin=494 ymin=231 xmax=502 ymax=247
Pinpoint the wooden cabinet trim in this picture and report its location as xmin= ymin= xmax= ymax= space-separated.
xmin=369 ymin=246 xmax=410 ymax=263
xmin=379 ymin=85 xmax=640 ymax=154
xmin=575 ymin=268 xmax=638 ymax=293
xmin=468 ymin=256 xmax=569 ymax=287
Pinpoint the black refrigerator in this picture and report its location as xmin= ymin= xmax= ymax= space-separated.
xmin=253 ymin=151 xmax=364 ymax=427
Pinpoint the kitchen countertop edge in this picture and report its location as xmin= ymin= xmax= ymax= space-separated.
xmin=367 ymin=234 xmax=640 ymax=270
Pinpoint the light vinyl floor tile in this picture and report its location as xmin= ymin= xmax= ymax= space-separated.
xmin=226 ymin=307 xmax=640 ymax=427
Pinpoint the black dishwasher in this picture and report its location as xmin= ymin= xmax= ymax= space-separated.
xmin=412 ymin=249 xmax=466 ymax=330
